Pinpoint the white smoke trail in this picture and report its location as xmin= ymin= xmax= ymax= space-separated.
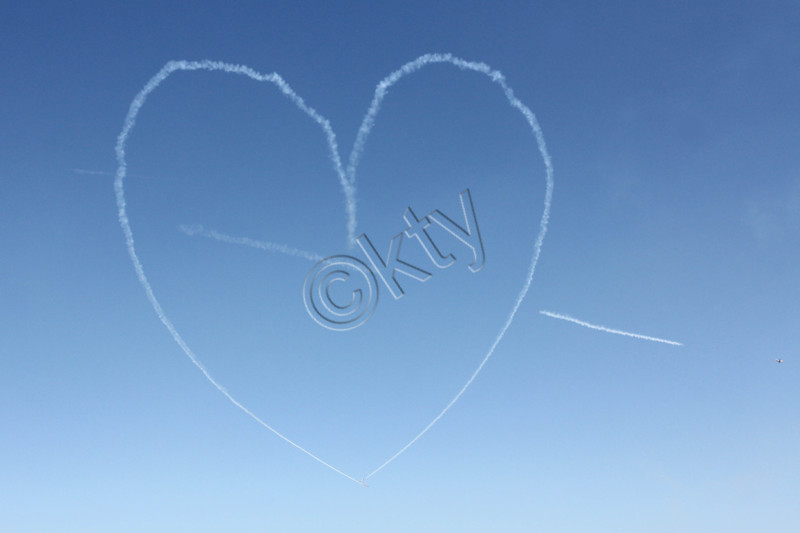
xmin=115 ymin=55 xmax=553 ymax=484
xmin=115 ymin=60 xmax=355 ymax=245
xmin=178 ymin=224 xmax=323 ymax=262
xmin=362 ymin=54 xmax=553 ymax=480
xmin=539 ymin=310 xmax=682 ymax=346
xmin=115 ymin=60 xmax=359 ymax=485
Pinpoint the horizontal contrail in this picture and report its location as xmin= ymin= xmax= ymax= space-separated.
xmin=73 ymin=168 xmax=113 ymax=176
xmin=540 ymin=310 xmax=682 ymax=346
xmin=73 ymin=168 xmax=163 ymax=180
xmin=179 ymin=224 xmax=323 ymax=262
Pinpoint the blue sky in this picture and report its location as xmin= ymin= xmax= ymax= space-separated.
xmin=2 ymin=1 xmax=799 ymax=531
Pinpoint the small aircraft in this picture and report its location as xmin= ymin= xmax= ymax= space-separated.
xmin=776 ymin=359 xmax=784 ymax=363
xmin=359 ymin=477 xmax=369 ymax=487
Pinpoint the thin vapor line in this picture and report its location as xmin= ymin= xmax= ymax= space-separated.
xmin=540 ymin=310 xmax=682 ymax=346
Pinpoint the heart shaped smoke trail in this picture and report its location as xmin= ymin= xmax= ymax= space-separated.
xmin=114 ymin=54 xmax=554 ymax=484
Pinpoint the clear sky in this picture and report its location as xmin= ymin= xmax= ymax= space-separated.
xmin=2 ymin=1 xmax=799 ymax=531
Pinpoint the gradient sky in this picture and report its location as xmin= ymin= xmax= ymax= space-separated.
xmin=2 ymin=2 xmax=799 ymax=532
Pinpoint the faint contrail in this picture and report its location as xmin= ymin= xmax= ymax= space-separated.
xmin=73 ymin=168 xmax=162 ymax=180
xmin=178 ymin=224 xmax=323 ymax=262
xmin=74 ymin=168 xmax=113 ymax=176
xmin=115 ymin=55 xmax=553 ymax=484
xmin=539 ymin=310 xmax=682 ymax=346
